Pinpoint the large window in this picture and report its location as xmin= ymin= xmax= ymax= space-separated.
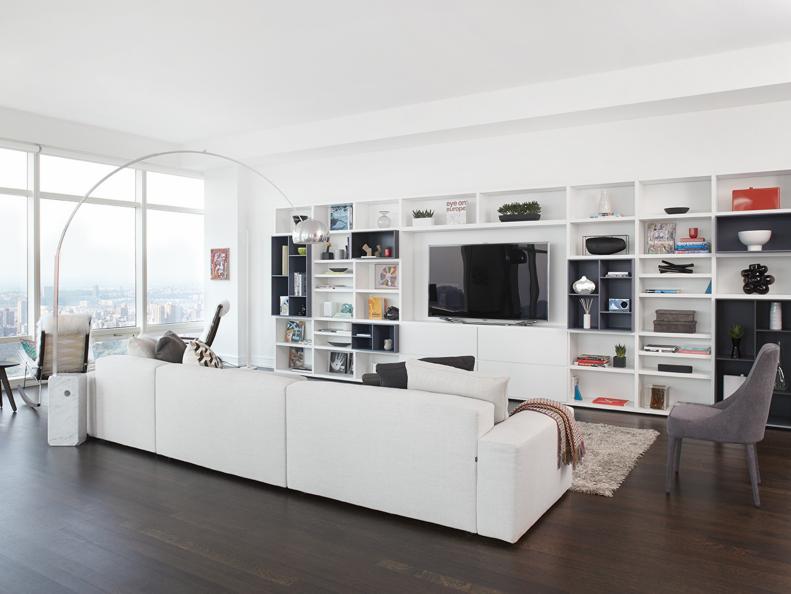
xmin=40 ymin=200 xmax=136 ymax=329
xmin=146 ymin=175 xmax=205 ymax=324
xmin=0 ymin=146 xmax=204 ymax=374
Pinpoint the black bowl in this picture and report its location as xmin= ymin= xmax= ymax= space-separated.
xmin=329 ymin=267 xmax=349 ymax=273
xmin=585 ymin=236 xmax=627 ymax=255
xmin=664 ymin=207 xmax=690 ymax=215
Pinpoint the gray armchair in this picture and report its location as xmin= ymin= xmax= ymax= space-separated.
xmin=665 ymin=343 xmax=780 ymax=506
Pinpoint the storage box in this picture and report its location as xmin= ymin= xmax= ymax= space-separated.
xmin=653 ymin=320 xmax=698 ymax=333
xmin=655 ymin=309 xmax=696 ymax=322
xmin=732 ymin=186 xmax=780 ymax=211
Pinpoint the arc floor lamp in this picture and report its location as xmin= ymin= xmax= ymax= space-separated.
xmin=40 ymin=150 xmax=329 ymax=438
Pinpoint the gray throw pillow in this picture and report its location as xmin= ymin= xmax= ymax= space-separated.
xmin=154 ymin=330 xmax=187 ymax=363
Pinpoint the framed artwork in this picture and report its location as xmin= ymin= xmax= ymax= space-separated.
xmin=280 ymin=296 xmax=289 ymax=316
xmin=288 ymin=347 xmax=306 ymax=370
xmin=285 ymin=320 xmax=305 ymax=343
xmin=329 ymin=351 xmax=351 ymax=374
xmin=210 ymin=248 xmax=230 ymax=280
xmin=446 ymin=199 xmax=468 ymax=225
xmin=368 ymin=296 xmax=384 ymax=320
xmin=646 ymin=223 xmax=677 ymax=254
xmin=375 ymin=264 xmax=399 ymax=289
xmin=329 ymin=203 xmax=353 ymax=231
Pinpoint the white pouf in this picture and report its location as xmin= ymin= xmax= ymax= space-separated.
xmin=48 ymin=373 xmax=87 ymax=446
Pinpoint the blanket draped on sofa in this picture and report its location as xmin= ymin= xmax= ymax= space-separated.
xmin=510 ymin=399 xmax=586 ymax=468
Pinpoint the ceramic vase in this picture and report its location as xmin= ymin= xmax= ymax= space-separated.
xmin=731 ymin=337 xmax=742 ymax=359
xmin=573 ymin=275 xmax=596 ymax=295
xmin=583 ymin=313 xmax=592 ymax=329
xmin=770 ymin=302 xmax=783 ymax=330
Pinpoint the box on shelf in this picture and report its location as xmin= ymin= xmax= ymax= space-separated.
xmin=732 ymin=187 xmax=780 ymax=211
xmin=653 ymin=309 xmax=697 ymax=334
xmin=646 ymin=384 xmax=670 ymax=410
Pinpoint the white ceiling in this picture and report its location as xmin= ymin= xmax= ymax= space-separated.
xmin=2 ymin=0 xmax=791 ymax=144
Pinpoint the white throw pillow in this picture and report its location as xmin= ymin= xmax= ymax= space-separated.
xmin=406 ymin=359 xmax=509 ymax=422
xmin=182 ymin=340 xmax=223 ymax=368
xmin=127 ymin=336 xmax=156 ymax=359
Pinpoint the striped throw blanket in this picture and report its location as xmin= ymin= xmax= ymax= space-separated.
xmin=511 ymin=399 xmax=586 ymax=468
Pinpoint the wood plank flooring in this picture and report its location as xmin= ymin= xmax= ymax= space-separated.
xmin=1 ymin=404 xmax=789 ymax=593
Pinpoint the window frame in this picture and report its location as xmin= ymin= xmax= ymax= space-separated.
xmin=0 ymin=143 xmax=205 ymax=376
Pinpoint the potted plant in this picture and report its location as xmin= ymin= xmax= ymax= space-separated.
xmin=412 ymin=209 xmax=435 ymax=227
xmin=613 ymin=344 xmax=627 ymax=368
xmin=730 ymin=324 xmax=745 ymax=359
xmin=498 ymin=201 xmax=542 ymax=222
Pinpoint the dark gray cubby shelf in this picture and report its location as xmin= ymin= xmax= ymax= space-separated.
xmin=351 ymin=322 xmax=399 ymax=353
xmin=715 ymin=211 xmax=791 ymax=253
xmin=350 ymin=230 xmax=399 ymax=259
xmin=567 ymin=258 xmax=634 ymax=331
xmin=270 ymin=236 xmax=312 ymax=318
xmin=715 ymin=298 xmax=791 ymax=428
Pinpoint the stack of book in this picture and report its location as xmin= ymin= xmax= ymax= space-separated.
xmin=674 ymin=236 xmax=711 ymax=254
xmin=574 ymin=354 xmax=611 ymax=367
xmin=645 ymin=288 xmax=681 ymax=294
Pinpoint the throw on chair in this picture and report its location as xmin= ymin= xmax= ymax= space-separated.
xmin=665 ymin=343 xmax=780 ymax=507
xmin=19 ymin=313 xmax=92 ymax=407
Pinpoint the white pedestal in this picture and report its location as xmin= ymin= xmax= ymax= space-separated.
xmin=48 ymin=373 xmax=87 ymax=447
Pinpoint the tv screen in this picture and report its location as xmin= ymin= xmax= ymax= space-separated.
xmin=428 ymin=243 xmax=549 ymax=321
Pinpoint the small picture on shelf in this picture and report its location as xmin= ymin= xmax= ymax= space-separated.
xmin=646 ymin=223 xmax=676 ymax=254
xmin=330 ymin=203 xmax=353 ymax=231
xmin=375 ymin=264 xmax=398 ymax=289
xmin=288 ymin=347 xmax=306 ymax=370
xmin=368 ymin=296 xmax=385 ymax=320
xmin=329 ymin=351 xmax=352 ymax=375
xmin=285 ymin=320 xmax=305 ymax=343
xmin=279 ymin=296 xmax=289 ymax=316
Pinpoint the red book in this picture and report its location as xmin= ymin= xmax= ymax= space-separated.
xmin=592 ymin=397 xmax=629 ymax=406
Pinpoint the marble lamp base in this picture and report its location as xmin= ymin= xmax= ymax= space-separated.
xmin=48 ymin=373 xmax=87 ymax=447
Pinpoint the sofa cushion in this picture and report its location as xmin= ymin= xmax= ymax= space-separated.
xmin=127 ymin=336 xmax=156 ymax=359
xmin=182 ymin=339 xmax=223 ymax=368
xmin=155 ymin=330 xmax=186 ymax=363
xmin=406 ymin=359 xmax=509 ymax=422
xmin=376 ymin=355 xmax=476 ymax=389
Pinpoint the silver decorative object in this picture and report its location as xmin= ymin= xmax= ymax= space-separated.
xmin=573 ymin=275 xmax=596 ymax=295
xmin=377 ymin=210 xmax=392 ymax=229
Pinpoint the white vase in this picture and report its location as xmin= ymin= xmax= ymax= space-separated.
xmin=573 ymin=275 xmax=596 ymax=295
xmin=770 ymin=301 xmax=783 ymax=330
xmin=583 ymin=313 xmax=592 ymax=329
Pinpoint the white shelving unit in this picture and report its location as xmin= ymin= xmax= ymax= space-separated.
xmin=270 ymin=168 xmax=791 ymax=425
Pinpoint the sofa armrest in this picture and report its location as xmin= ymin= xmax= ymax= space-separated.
xmin=361 ymin=373 xmax=382 ymax=386
xmin=476 ymin=408 xmax=574 ymax=543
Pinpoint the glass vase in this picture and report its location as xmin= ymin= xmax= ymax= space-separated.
xmin=377 ymin=210 xmax=392 ymax=229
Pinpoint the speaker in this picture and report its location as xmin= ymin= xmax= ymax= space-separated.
xmin=48 ymin=373 xmax=87 ymax=447
xmin=608 ymin=298 xmax=631 ymax=311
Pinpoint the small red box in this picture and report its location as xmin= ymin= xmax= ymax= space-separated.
xmin=732 ymin=186 xmax=780 ymax=211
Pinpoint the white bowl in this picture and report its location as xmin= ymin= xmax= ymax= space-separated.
xmin=738 ymin=229 xmax=772 ymax=252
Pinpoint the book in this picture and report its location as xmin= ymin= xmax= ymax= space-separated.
xmin=644 ymin=344 xmax=679 ymax=353
xmin=645 ymin=288 xmax=681 ymax=294
xmin=281 ymin=245 xmax=289 ymax=275
xmin=592 ymin=397 xmax=629 ymax=406
xmin=285 ymin=320 xmax=305 ymax=343
xmin=368 ymin=296 xmax=384 ymax=320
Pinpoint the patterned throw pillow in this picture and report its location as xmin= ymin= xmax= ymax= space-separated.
xmin=182 ymin=340 xmax=223 ymax=368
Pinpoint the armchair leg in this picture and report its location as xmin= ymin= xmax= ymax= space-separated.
xmin=746 ymin=443 xmax=761 ymax=508
xmin=666 ymin=438 xmax=679 ymax=494
xmin=673 ymin=438 xmax=683 ymax=475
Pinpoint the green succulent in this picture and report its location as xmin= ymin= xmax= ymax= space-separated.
xmin=730 ymin=324 xmax=745 ymax=339
xmin=615 ymin=344 xmax=626 ymax=358
xmin=497 ymin=201 xmax=541 ymax=216
xmin=412 ymin=209 xmax=434 ymax=219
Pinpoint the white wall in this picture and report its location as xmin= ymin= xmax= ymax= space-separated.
xmin=205 ymin=99 xmax=791 ymax=366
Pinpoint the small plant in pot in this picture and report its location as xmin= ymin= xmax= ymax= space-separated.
xmin=498 ymin=201 xmax=541 ymax=222
xmin=730 ymin=324 xmax=745 ymax=359
xmin=412 ymin=209 xmax=435 ymax=227
xmin=613 ymin=344 xmax=627 ymax=368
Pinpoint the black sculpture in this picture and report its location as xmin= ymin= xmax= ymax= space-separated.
xmin=659 ymin=260 xmax=694 ymax=274
xmin=741 ymin=263 xmax=775 ymax=295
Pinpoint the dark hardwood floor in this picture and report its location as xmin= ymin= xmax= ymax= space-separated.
xmin=1 ymin=404 xmax=790 ymax=594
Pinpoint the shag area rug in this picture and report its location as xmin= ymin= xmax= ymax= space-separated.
xmin=571 ymin=422 xmax=660 ymax=497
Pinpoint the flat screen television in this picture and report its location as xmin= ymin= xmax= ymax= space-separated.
xmin=428 ymin=243 xmax=549 ymax=321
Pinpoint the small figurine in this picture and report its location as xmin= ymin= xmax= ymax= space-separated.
xmin=374 ymin=244 xmax=382 ymax=257
xmin=361 ymin=243 xmax=373 ymax=257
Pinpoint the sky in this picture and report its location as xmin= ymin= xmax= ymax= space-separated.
xmin=0 ymin=150 xmax=204 ymax=293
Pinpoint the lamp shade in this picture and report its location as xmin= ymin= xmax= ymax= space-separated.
xmin=293 ymin=217 xmax=329 ymax=244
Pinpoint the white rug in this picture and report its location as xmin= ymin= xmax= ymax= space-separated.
xmin=571 ymin=422 xmax=660 ymax=497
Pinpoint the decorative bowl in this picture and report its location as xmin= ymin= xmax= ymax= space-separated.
xmin=664 ymin=207 xmax=690 ymax=214
xmin=297 ymin=247 xmax=307 ymax=256
xmin=738 ymin=230 xmax=772 ymax=252
xmin=329 ymin=267 xmax=349 ymax=273
xmin=328 ymin=341 xmax=351 ymax=347
xmin=585 ymin=236 xmax=627 ymax=255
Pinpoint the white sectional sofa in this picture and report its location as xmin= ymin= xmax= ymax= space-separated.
xmin=88 ymin=355 xmax=572 ymax=543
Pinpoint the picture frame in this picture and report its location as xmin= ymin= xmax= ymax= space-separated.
xmin=279 ymin=296 xmax=289 ymax=316
xmin=329 ymin=351 xmax=351 ymax=374
xmin=285 ymin=320 xmax=305 ymax=343
xmin=210 ymin=248 xmax=230 ymax=280
xmin=288 ymin=347 xmax=306 ymax=370
xmin=374 ymin=264 xmax=399 ymax=289
xmin=329 ymin=203 xmax=353 ymax=231
xmin=646 ymin=223 xmax=677 ymax=254
xmin=446 ymin=199 xmax=468 ymax=225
